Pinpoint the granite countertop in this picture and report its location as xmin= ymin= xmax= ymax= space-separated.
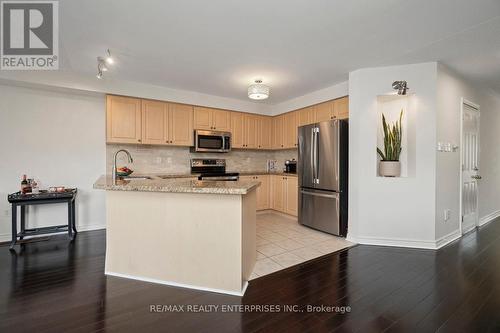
xmin=130 ymin=171 xmax=298 ymax=178
xmin=237 ymin=171 xmax=298 ymax=177
xmin=93 ymin=175 xmax=260 ymax=195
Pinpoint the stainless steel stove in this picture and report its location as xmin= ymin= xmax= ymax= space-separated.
xmin=190 ymin=159 xmax=239 ymax=181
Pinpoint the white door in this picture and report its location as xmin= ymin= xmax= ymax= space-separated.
xmin=461 ymin=100 xmax=481 ymax=233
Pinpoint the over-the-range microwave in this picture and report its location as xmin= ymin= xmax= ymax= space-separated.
xmin=193 ymin=130 xmax=231 ymax=153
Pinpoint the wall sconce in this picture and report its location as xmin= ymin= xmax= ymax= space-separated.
xmin=392 ymin=81 xmax=409 ymax=95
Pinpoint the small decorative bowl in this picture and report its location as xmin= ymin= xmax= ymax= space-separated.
xmin=116 ymin=170 xmax=133 ymax=177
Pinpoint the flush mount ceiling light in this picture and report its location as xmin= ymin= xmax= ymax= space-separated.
xmin=96 ymin=49 xmax=114 ymax=79
xmin=392 ymin=80 xmax=409 ymax=95
xmin=248 ymin=80 xmax=270 ymax=100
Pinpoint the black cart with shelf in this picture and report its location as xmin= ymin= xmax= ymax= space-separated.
xmin=7 ymin=189 xmax=77 ymax=251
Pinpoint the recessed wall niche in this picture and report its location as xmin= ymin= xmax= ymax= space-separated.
xmin=376 ymin=94 xmax=416 ymax=178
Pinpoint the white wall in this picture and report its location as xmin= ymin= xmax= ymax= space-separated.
xmin=436 ymin=65 xmax=500 ymax=238
xmin=0 ymin=84 xmax=106 ymax=242
xmin=348 ymin=62 xmax=439 ymax=248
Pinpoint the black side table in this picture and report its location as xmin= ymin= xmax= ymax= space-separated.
xmin=7 ymin=189 xmax=77 ymax=251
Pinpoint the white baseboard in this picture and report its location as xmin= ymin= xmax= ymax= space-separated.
xmin=479 ymin=210 xmax=500 ymax=227
xmin=105 ymin=271 xmax=248 ymax=297
xmin=435 ymin=229 xmax=462 ymax=249
xmin=347 ymin=229 xmax=462 ymax=250
xmin=0 ymin=223 xmax=106 ymax=243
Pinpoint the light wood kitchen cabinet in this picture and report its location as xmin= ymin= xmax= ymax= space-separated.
xmin=106 ymin=95 xmax=142 ymax=144
xmin=230 ymin=112 xmax=260 ymax=149
xmin=284 ymin=176 xmax=298 ymax=216
xmin=297 ymin=106 xmax=314 ymax=126
xmin=240 ymin=175 xmax=270 ymax=210
xmin=314 ymin=100 xmax=336 ymax=122
xmin=194 ymin=107 xmax=231 ymax=131
xmin=245 ymin=114 xmax=259 ymax=149
xmin=272 ymin=115 xmax=285 ymax=149
xmin=258 ymin=116 xmax=272 ymax=149
xmin=270 ymin=175 xmax=298 ymax=216
xmin=271 ymin=175 xmax=285 ymax=212
xmin=168 ymin=103 xmax=194 ymax=146
xmin=142 ymin=100 xmax=167 ymax=145
xmin=230 ymin=112 xmax=245 ymax=148
xmin=284 ymin=111 xmax=299 ymax=148
xmin=335 ymin=96 xmax=349 ymax=119
xmin=141 ymin=100 xmax=193 ymax=146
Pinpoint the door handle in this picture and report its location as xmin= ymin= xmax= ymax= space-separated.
xmin=471 ymin=175 xmax=482 ymax=180
xmin=301 ymin=190 xmax=337 ymax=199
xmin=310 ymin=128 xmax=315 ymax=182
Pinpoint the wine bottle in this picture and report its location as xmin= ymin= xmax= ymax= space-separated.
xmin=21 ymin=174 xmax=28 ymax=194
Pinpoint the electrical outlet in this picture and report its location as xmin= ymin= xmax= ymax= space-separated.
xmin=444 ymin=209 xmax=451 ymax=221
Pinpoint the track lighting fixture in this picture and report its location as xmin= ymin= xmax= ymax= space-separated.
xmin=96 ymin=49 xmax=114 ymax=79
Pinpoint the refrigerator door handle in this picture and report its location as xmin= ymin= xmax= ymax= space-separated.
xmin=314 ymin=127 xmax=320 ymax=184
xmin=300 ymin=189 xmax=338 ymax=199
xmin=310 ymin=128 xmax=315 ymax=183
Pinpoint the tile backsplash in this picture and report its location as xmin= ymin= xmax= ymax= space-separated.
xmin=107 ymin=144 xmax=297 ymax=175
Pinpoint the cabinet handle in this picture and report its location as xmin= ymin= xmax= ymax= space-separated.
xmin=138 ymin=139 xmax=141 ymax=142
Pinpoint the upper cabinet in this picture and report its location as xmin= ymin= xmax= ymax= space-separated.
xmin=106 ymin=95 xmax=193 ymax=146
xmin=335 ymin=96 xmax=349 ymax=119
xmin=314 ymin=100 xmax=335 ymax=122
xmin=297 ymin=106 xmax=314 ymax=127
xmin=106 ymin=95 xmax=142 ymax=144
xmin=106 ymin=94 xmax=348 ymax=150
xmin=284 ymin=111 xmax=299 ymax=149
xmin=230 ymin=112 xmax=263 ymax=149
xmin=194 ymin=107 xmax=231 ymax=131
xmin=168 ymin=103 xmax=194 ymax=146
xmin=272 ymin=115 xmax=285 ymax=149
xmin=313 ymin=96 xmax=349 ymax=123
xmin=258 ymin=116 xmax=272 ymax=149
xmin=142 ymin=99 xmax=168 ymax=145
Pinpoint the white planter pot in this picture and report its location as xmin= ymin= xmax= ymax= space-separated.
xmin=379 ymin=161 xmax=401 ymax=177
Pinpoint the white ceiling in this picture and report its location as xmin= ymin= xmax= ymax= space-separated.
xmin=52 ymin=0 xmax=500 ymax=103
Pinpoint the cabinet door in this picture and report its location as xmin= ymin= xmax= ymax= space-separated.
xmin=256 ymin=175 xmax=270 ymax=210
xmin=271 ymin=175 xmax=285 ymax=212
xmin=335 ymin=96 xmax=349 ymax=119
xmin=314 ymin=101 xmax=335 ymax=122
xmin=212 ymin=109 xmax=231 ymax=131
xmin=245 ymin=114 xmax=259 ymax=149
xmin=193 ymin=107 xmax=213 ymax=130
xmin=284 ymin=111 xmax=298 ymax=148
xmin=106 ymin=95 xmax=142 ymax=144
xmin=273 ymin=116 xmax=284 ymax=149
xmin=169 ymin=103 xmax=194 ymax=146
xmin=142 ymin=100 xmax=167 ymax=145
xmin=258 ymin=116 xmax=272 ymax=149
xmin=285 ymin=176 xmax=298 ymax=216
xmin=298 ymin=106 xmax=314 ymax=126
xmin=230 ymin=112 xmax=245 ymax=148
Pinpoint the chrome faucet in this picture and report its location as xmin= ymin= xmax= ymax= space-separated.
xmin=112 ymin=149 xmax=133 ymax=183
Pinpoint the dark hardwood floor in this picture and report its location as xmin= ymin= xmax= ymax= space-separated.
xmin=2 ymin=220 xmax=500 ymax=332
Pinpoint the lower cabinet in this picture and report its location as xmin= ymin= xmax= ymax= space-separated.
xmin=240 ymin=174 xmax=296 ymax=215
xmin=240 ymin=175 xmax=270 ymax=210
xmin=270 ymin=175 xmax=298 ymax=217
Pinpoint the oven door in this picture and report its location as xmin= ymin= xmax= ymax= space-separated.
xmin=195 ymin=130 xmax=231 ymax=152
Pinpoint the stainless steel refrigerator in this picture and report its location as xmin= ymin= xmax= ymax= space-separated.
xmin=298 ymin=120 xmax=348 ymax=236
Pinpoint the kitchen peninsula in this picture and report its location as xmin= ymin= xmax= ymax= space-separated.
xmin=94 ymin=175 xmax=259 ymax=296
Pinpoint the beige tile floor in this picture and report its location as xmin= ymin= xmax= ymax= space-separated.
xmin=250 ymin=212 xmax=355 ymax=279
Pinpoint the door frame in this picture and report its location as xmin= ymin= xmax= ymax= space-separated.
xmin=459 ymin=97 xmax=480 ymax=235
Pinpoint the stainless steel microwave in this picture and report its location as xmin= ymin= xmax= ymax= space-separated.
xmin=194 ymin=130 xmax=231 ymax=153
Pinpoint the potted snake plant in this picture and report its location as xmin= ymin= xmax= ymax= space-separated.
xmin=377 ymin=110 xmax=403 ymax=177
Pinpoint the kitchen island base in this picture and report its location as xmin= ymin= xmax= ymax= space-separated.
xmin=105 ymin=189 xmax=256 ymax=296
